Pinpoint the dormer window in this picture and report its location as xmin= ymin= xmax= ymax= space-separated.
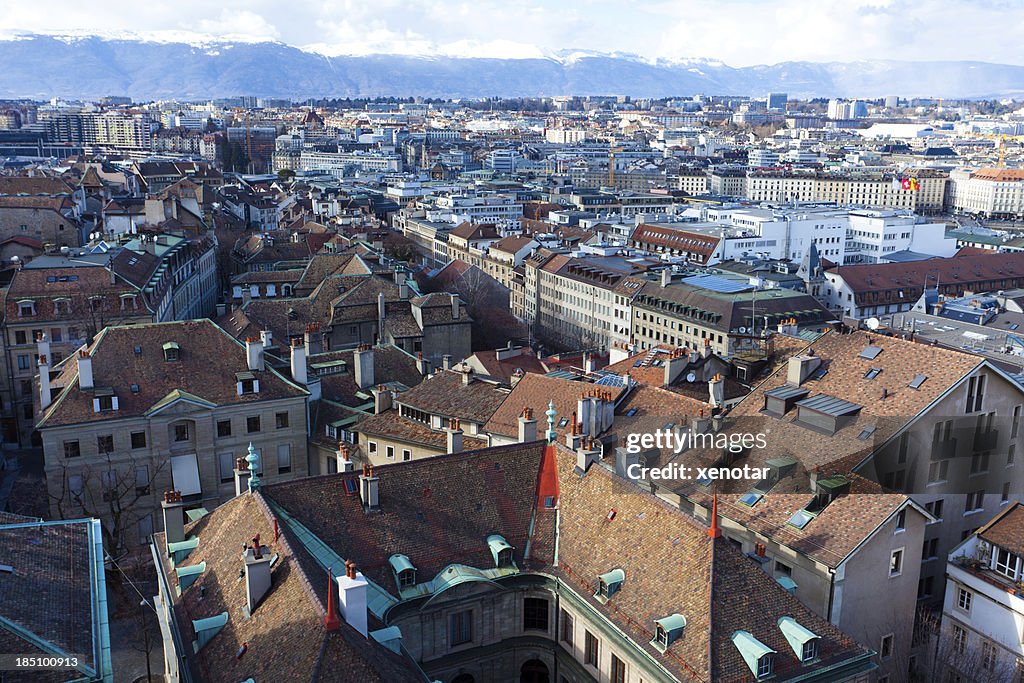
xmin=120 ymin=294 xmax=138 ymax=310
xmin=487 ymin=534 xmax=515 ymax=568
xmin=17 ymin=300 xmax=35 ymax=317
xmin=235 ymin=372 xmax=259 ymax=396
xmin=778 ymin=616 xmax=819 ymax=663
xmin=595 ymin=568 xmax=625 ymax=603
xmin=54 ymin=298 xmax=71 ymax=315
xmin=651 ymin=614 xmax=686 ymax=652
xmin=757 ymin=654 xmax=773 ymax=679
xmin=162 ymin=341 xmax=180 ymax=362
xmin=93 ymin=391 xmax=119 ymax=413
xmin=388 ymin=554 xmax=417 ymax=591
xmin=732 ymin=631 xmax=776 ymax=680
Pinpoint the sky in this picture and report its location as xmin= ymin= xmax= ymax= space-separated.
xmin=1 ymin=0 xmax=1023 ymax=66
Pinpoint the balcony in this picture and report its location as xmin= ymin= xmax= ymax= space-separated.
xmin=952 ymin=556 xmax=1024 ymax=597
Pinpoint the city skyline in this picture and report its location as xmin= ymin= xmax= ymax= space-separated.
xmin=2 ymin=0 xmax=1023 ymax=67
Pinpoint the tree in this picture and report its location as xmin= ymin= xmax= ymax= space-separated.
xmin=277 ymin=168 xmax=296 ymax=182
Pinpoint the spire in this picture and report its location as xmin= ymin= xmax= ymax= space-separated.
xmin=246 ymin=442 xmax=261 ymax=490
xmin=323 ymin=567 xmax=340 ymax=631
xmin=707 ymin=494 xmax=722 ymax=539
xmin=545 ymin=400 xmax=557 ymax=443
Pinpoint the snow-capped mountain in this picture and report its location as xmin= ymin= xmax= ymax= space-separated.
xmin=1 ymin=33 xmax=1022 ymax=100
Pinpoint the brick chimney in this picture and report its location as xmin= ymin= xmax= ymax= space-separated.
xmin=359 ymin=464 xmax=379 ymax=511
xmin=161 ymin=490 xmax=185 ymax=545
xmin=244 ymin=536 xmax=273 ymax=614
xmin=245 ymin=336 xmax=264 ymax=371
xmin=446 ymin=418 xmax=464 ymax=454
xmin=372 ymin=384 xmax=392 ymax=414
xmin=354 ymin=344 xmax=374 ymax=389
xmin=234 ymin=457 xmax=251 ymax=497
xmin=290 ymin=338 xmax=307 ymax=385
xmin=77 ymin=350 xmax=94 ymax=390
xmin=337 ymin=560 xmax=368 ymax=637
xmin=517 ymin=407 xmax=537 ymax=442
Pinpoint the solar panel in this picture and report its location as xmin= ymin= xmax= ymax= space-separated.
xmin=908 ymin=374 xmax=927 ymax=389
xmin=859 ymin=345 xmax=883 ymax=360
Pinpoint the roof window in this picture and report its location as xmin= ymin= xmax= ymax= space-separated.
xmin=595 ymin=568 xmax=625 ymax=603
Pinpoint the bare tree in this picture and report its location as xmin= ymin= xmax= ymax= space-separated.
xmin=911 ymin=605 xmax=1019 ymax=683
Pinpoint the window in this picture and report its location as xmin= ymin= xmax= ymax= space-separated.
xmin=247 ymin=415 xmax=261 ymax=433
xmin=50 ymin=327 xmax=62 ymax=343
xmin=917 ymin=575 xmax=934 ymax=599
xmin=775 ymin=560 xmax=792 ymax=577
xmin=63 ymin=440 xmax=80 ymax=458
xmin=757 ymin=654 xmax=773 ymax=679
xmin=890 ymin=549 xmax=903 ymax=577
xmin=138 ymin=514 xmax=154 ymax=545
xmin=96 ymin=395 xmax=116 ymax=412
xmin=966 ymin=374 xmax=985 ymax=413
xmin=275 ymin=411 xmax=289 ymax=429
xmin=560 ymin=609 xmax=573 ymax=646
xmin=802 ymin=639 xmax=817 ymax=662
xmin=957 ymin=587 xmax=972 ymax=612
xmin=523 ymin=597 xmax=549 ymax=631
xmin=1003 ymin=481 xmax=1012 ymax=502
xmin=880 ymin=634 xmax=894 ymax=659
xmin=952 ymin=625 xmax=967 ymax=656
xmin=895 ymin=509 xmax=906 ymax=532
xmin=14 ymin=330 xmax=25 ymax=345
xmin=277 ymin=444 xmax=291 ymax=474
xmin=174 ymin=423 xmax=190 ymax=442
xmin=923 ymin=538 xmax=938 ymax=560
xmin=386 ymin=446 xmax=395 ymax=459
xmin=97 ymin=435 xmax=114 ymax=454
xmin=584 ymin=630 xmax=599 ymax=667
xmin=18 ymin=301 xmax=35 ymax=317
xmin=17 ymin=354 xmax=30 ymax=370
xmin=135 ymin=465 xmax=150 ymax=496
xmin=368 ymin=441 xmax=377 ymax=454
xmin=1014 ymin=405 xmax=1022 ymax=438
xmin=1010 ymin=444 xmax=1017 ymax=466
xmin=217 ymin=420 xmax=231 ymax=437
xmin=925 ymin=499 xmax=944 ymax=520
xmin=971 ymin=452 xmax=990 ymax=474
xmin=240 ymin=378 xmax=256 ymax=394
xmin=611 ymin=654 xmax=626 ymax=683
xmin=130 ymin=431 xmax=147 ymax=449
xmin=966 ymin=490 xmax=985 ymax=512
xmin=218 ymin=452 xmax=235 ymax=483
xmin=995 ymin=547 xmax=1021 ymax=580
xmin=449 ymin=610 xmax=472 ymax=646
xmin=402 ymin=449 xmax=411 ymax=462
xmin=928 ymin=460 xmax=949 ymax=483
xmin=981 ymin=640 xmax=997 ymax=671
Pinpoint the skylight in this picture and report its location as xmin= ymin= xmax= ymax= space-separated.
xmin=864 ymin=368 xmax=881 ymax=380
xmin=739 ymin=492 xmax=763 ymax=507
xmin=786 ymin=509 xmax=816 ymax=530
xmin=857 ymin=425 xmax=877 ymax=441
xmin=908 ymin=374 xmax=927 ymax=389
xmin=859 ymin=345 xmax=882 ymax=360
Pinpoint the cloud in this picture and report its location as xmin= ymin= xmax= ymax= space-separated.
xmin=1 ymin=0 xmax=1022 ymax=65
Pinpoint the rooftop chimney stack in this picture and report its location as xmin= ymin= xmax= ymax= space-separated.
xmin=336 ymin=445 xmax=354 ymax=473
xmin=337 ymin=560 xmax=369 ymax=637
xmin=290 ymin=338 xmax=308 ymax=386
xmin=38 ymin=353 xmax=52 ymax=411
xmin=415 ymin=352 xmax=431 ymax=376
xmin=709 ymin=374 xmax=725 ymax=408
xmin=577 ymin=393 xmax=592 ymax=436
xmin=451 ymin=294 xmax=460 ymax=319
xmin=615 ymin=445 xmax=640 ymax=481
xmin=664 ymin=347 xmax=688 ymax=386
xmin=518 ymin=407 xmax=537 ymax=442
xmin=234 ymin=458 xmax=252 ymax=497
xmin=442 ymin=354 xmax=453 ymax=371
xmin=702 ymin=338 xmax=712 ymax=359
xmin=786 ymin=354 xmax=822 ymax=386
xmin=661 ymin=268 xmax=671 ymax=287
xmin=583 ymin=351 xmax=596 ymax=374
xmin=260 ymin=329 xmax=273 ymax=350
xmin=304 ymin=323 xmax=323 ymax=356
xmin=36 ymin=331 xmax=50 ymax=363
xmin=245 ymin=337 xmax=264 ymax=372
xmin=446 ymin=418 xmax=464 ymax=454
xmin=244 ymin=538 xmax=273 ymax=614
xmin=458 ymin=362 xmax=473 ymax=386
xmin=575 ymin=436 xmax=601 ymax=474
xmin=565 ymin=415 xmax=583 ymax=450
xmin=372 ymin=384 xmax=393 ymax=414
xmin=77 ymin=350 xmax=94 ymax=390
xmin=359 ymin=464 xmax=379 ymax=511
xmin=161 ymin=490 xmax=186 ymax=545
xmin=354 ymin=344 xmax=374 ymax=389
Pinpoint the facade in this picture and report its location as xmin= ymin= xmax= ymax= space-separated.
xmin=744 ymin=171 xmax=947 ymax=213
xmin=950 ymin=168 xmax=1024 ymax=219
xmin=36 ymin=320 xmax=309 ymax=556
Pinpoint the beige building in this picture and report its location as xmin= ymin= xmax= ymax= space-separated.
xmin=36 ymin=319 xmax=309 ymax=557
xmin=949 ymin=167 xmax=1024 ymax=219
xmin=744 ymin=170 xmax=947 ymax=213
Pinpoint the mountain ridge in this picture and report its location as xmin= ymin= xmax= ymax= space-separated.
xmin=1 ymin=34 xmax=1022 ymax=100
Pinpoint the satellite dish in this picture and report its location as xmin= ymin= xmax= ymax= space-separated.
xmin=686 ymin=372 xmax=697 ymax=383
xmin=866 ymin=317 xmax=881 ymax=330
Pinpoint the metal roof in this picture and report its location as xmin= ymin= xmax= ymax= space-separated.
xmin=796 ymin=393 xmax=862 ymax=417
xmin=681 ymin=273 xmax=753 ymax=294
xmin=764 ymin=385 xmax=809 ymax=401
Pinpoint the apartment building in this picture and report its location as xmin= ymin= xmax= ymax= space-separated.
xmin=744 ymin=170 xmax=948 ymax=213
xmin=941 ymin=503 xmax=1024 ymax=682
xmin=950 ymin=168 xmax=1024 ymax=219
xmin=36 ymin=320 xmax=309 ymax=556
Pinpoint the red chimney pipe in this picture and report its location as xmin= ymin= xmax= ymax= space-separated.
xmin=707 ymin=494 xmax=722 ymax=539
xmin=345 ymin=560 xmax=357 ymax=580
xmin=273 ymin=519 xmax=279 ymax=543
xmin=323 ymin=567 xmax=340 ymax=631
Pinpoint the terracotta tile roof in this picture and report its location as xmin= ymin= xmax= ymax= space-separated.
xmin=168 ymin=491 xmax=419 ymax=682
xmin=316 ymin=345 xmax=423 ymax=407
xmin=630 ymin=224 xmax=721 ymax=263
xmin=971 ymin=168 xmax=1024 ymax=182
xmin=38 ymin=320 xmax=307 ymax=428
xmin=464 ymin=347 xmax=548 ymax=383
xmin=490 ymin=235 xmax=535 ymax=254
xmin=977 ymin=501 xmax=1024 ymax=556
xmin=0 ymin=176 xmax=76 ymax=196
xmin=353 ymin=409 xmax=488 ymax=452
xmin=396 ymin=369 xmax=508 ymax=424
xmin=449 ymin=222 xmax=500 ymax=240
xmin=5 ymin=262 xmax=152 ymax=320
xmin=484 ymin=372 xmax=626 ymax=440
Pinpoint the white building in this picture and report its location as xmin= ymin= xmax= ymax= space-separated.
xmin=941 ymin=503 xmax=1024 ymax=682
xmin=844 ymin=209 xmax=956 ymax=264
xmin=950 ymin=168 xmax=1024 ymax=219
xmin=486 ymin=149 xmax=519 ymax=173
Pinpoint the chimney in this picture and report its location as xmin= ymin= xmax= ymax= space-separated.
xmin=77 ymin=350 xmax=94 ymax=390
xmin=359 ymin=464 xmax=379 ymax=510
xmin=565 ymin=416 xmax=583 ymax=450
xmin=260 ymin=329 xmax=273 ymax=349
xmin=786 ymin=354 xmax=822 ymax=386
xmin=354 ymin=344 xmax=374 ymax=389
xmin=709 ymin=374 xmax=725 ymax=408
xmin=664 ymin=347 xmax=688 ymax=385
xmin=234 ymin=458 xmax=252 ymax=497
xmin=510 ymin=368 xmax=525 ymax=386
xmin=495 ymin=341 xmax=520 ymax=361
xmin=451 ymin=293 xmax=460 ymax=319
xmin=415 ymin=352 xmax=431 ymax=376
xmin=36 ymin=331 xmax=50 ymax=362
xmin=583 ymin=352 xmax=596 ymax=374
xmin=688 ymin=346 xmax=700 ymax=364
xmin=575 ymin=436 xmax=601 ymax=474
xmin=702 ymin=338 xmax=713 ymax=359
xmin=244 ymin=537 xmax=273 ymax=614
xmin=691 ymin=411 xmax=710 ymax=435
xmin=372 ymin=384 xmax=393 ymax=414
xmin=323 ymin=568 xmax=341 ymax=631
xmin=707 ymin=494 xmax=722 ymax=539
xmin=615 ymin=445 xmax=640 ymax=481
xmin=290 ymin=338 xmax=307 ymax=385
xmin=446 ymin=418 xmax=464 ymax=454
xmin=577 ymin=393 xmax=592 ymax=436
xmin=245 ymin=337 xmax=264 ymax=371
xmin=336 ymin=445 xmax=354 ymax=473
xmin=304 ymin=323 xmax=323 ymax=356
xmin=518 ymin=407 xmax=537 ymax=442
xmin=661 ymin=268 xmax=671 ymax=287
xmin=161 ymin=490 xmax=186 ymax=545
xmin=399 ymin=281 xmax=409 ymax=299
xmin=458 ymin=362 xmax=473 ymax=385
xmin=337 ymin=560 xmax=369 ymax=637
xmin=442 ymin=354 xmax=453 ymax=370
xmin=809 ymin=466 xmax=820 ymax=493
xmin=377 ymin=291 xmax=386 ymax=334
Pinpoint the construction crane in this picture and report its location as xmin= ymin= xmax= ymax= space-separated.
xmin=608 ymin=146 xmax=623 ymax=187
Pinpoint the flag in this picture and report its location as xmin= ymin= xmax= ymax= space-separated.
xmin=901 ymin=177 xmax=912 ymax=190
xmin=891 ymin=178 xmax=901 ymax=190
xmin=910 ymin=177 xmax=920 ymax=191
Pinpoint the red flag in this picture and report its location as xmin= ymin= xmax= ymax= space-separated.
xmin=901 ymin=178 xmax=911 ymax=190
